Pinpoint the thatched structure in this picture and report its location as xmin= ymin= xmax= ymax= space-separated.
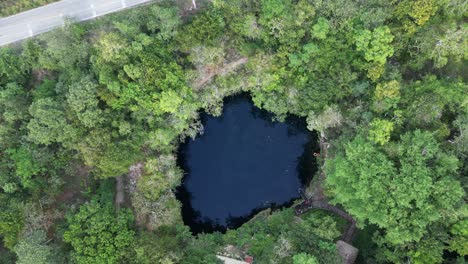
xmin=336 ymin=240 xmax=359 ymax=264
xmin=216 ymin=255 xmax=250 ymax=264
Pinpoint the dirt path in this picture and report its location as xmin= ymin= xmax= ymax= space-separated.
xmin=194 ymin=57 xmax=248 ymax=88
xmin=295 ymin=136 xmax=358 ymax=243
xmin=115 ymin=176 xmax=125 ymax=210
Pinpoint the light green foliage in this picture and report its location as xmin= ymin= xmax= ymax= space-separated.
xmin=293 ymin=253 xmax=319 ymax=264
xmin=373 ymin=80 xmax=401 ymax=113
xmin=368 ymin=118 xmax=394 ymax=145
xmin=63 ymin=199 xmax=135 ymax=264
xmin=159 ymin=90 xmax=183 ymax=114
xmin=355 ymin=26 xmax=394 ymax=65
xmin=326 ymin=131 xmax=464 ymax=245
xmin=355 ymin=26 xmax=394 ymax=80
xmin=13 ymin=230 xmax=52 ymax=264
xmin=311 ymin=17 xmax=330 ymax=40
xmin=395 ymin=0 xmax=439 ymax=34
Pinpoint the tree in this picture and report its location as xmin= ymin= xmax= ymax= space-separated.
xmin=0 ymin=195 xmax=24 ymax=249
xmin=13 ymin=230 xmax=52 ymax=264
xmin=177 ymin=8 xmax=225 ymax=51
xmin=394 ymin=0 xmax=440 ymax=34
xmin=448 ymin=218 xmax=468 ymax=256
xmin=326 ymin=130 xmax=464 ymax=245
xmin=430 ymin=24 xmax=467 ymax=68
xmin=354 ymin=26 xmax=394 ymax=80
xmin=159 ymin=90 xmax=183 ymax=114
xmin=145 ymin=5 xmax=181 ymax=40
xmin=0 ymin=48 xmax=28 ymax=86
xmin=373 ymin=80 xmax=401 ymax=113
xmin=37 ymin=21 xmax=89 ymax=72
xmin=368 ymin=118 xmax=394 ymax=145
xmin=27 ymin=98 xmax=78 ymax=146
xmin=63 ymin=199 xmax=135 ymax=264
xmin=6 ymin=146 xmax=42 ymax=189
xmin=311 ymin=17 xmax=330 ymax=40
xmin=132 ymin=225 xmax=191 ymax=264
xmin=66 ymin=76 xmax=103 ymax=128
xmin=0 ymin=82 xmax=30 ymax=146
xmin=306 ymin=106 xmax=343 ymax=138
xmin=137 ymin=156 xmax=182 ymax=201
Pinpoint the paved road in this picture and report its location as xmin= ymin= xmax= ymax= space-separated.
xmin=0 ymin=0 xmax=153 ymax=46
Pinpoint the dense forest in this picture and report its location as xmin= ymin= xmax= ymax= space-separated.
xmin=0 ymin=0 xmax=466 ymax=263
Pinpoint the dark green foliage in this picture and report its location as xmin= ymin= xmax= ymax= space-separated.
xmin=0 ymin=196 xmax=24 ymax=249
xmin=177 ymin=8 xmax=225 ymax=51
xmin=220 ymin=209 xmax=341 ymax=263
xmin=132 ymin=225 xmax=191 ymax=264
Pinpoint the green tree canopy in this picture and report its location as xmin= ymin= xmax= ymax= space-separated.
xmin=63 ymin=198 xmax=135 ymax=264
xmin=13 ymin=230 xmax=52 ymax=264
xmin=326 ymin=130 xmax=464 ymax=245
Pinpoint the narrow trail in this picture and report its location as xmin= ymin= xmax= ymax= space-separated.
xmin=294 ymin=136 xmax=357 ymax=243
xmin=194 ymin=57 xmax=248 ymax=88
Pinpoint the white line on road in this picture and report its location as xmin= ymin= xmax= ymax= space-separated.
xmin=90 ymin=4 xmax=97 ymax=17
xmin=27 ymin=24 xmax=33 ymax=36
xmin=1 ymin=0 xmax=154 ymax=46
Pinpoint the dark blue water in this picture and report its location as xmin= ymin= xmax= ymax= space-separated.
xmin=177 ymin=95 xmax=318 ymax=233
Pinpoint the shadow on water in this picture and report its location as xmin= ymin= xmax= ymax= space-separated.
xmin=176 ymin=180 xmax=300 ymax=234
xmin=175 ymin=93 xmax=319 ymax=234
xmin=297 ymin=136 xmax=320 ymax=186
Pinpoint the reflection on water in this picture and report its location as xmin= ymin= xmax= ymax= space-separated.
xmin=176 ymin=94 xmax=318 ymax=234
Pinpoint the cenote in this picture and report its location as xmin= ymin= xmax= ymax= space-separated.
xmin=176 ymin=94 xmax=319 ymax=234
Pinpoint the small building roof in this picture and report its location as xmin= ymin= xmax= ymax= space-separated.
xmin=336 ymin=240 xmax=359 ymax=264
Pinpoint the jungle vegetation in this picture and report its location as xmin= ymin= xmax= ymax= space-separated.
xmin=0 ymin=0 xmax=466 ymax=263
xmin=0 ymin=0 xmax=58 ymax=17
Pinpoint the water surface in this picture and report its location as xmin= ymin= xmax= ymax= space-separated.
xmin=177 ymin=95 xmax=318 ymax=233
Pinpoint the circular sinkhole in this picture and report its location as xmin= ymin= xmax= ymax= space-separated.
xmin=176 ymin=94 xmax=319 ymax=234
